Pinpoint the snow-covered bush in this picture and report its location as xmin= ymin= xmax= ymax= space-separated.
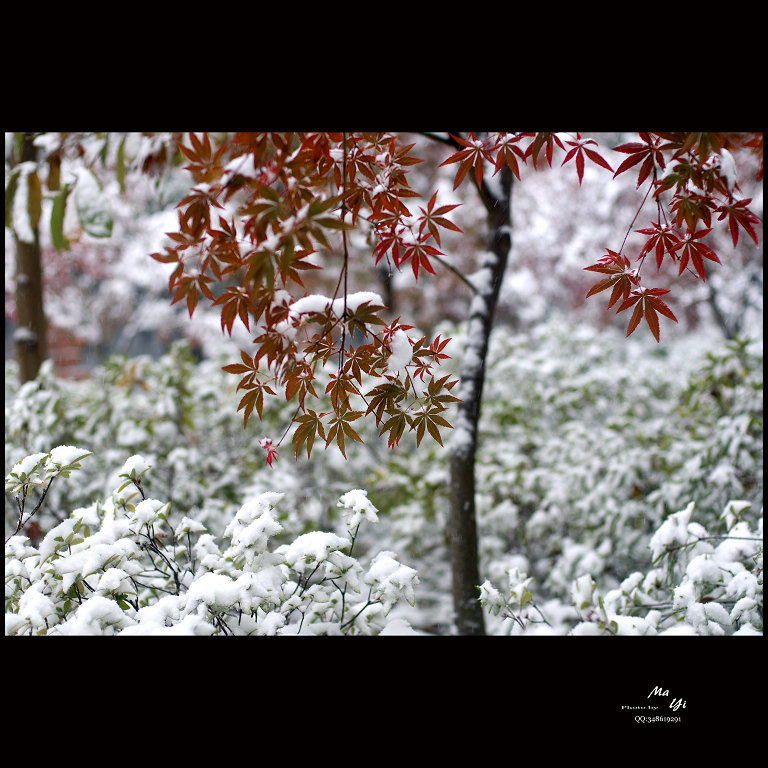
xmin=5 ymin=341 xmax=255 ymax=536
xmin=565 ymin=498 xmax=763 ymax=635
xmin=4 ymin=340 xmax=377 ymax=542
xmin=479 ymin=498 xmax=762 ymax=636
xmin=478 ymin=321 xmax=761 ymax=590
xmin=5 ymin=318 xmax=763 ymax=635
xmin=5 ymin=451 xmax=419 ymax=635
xmin=372 ymin=318 xmax=762 ymax=633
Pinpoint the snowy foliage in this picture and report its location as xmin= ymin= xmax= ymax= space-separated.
xmin=5 ymin=317 xmax=762 ymax=635
xmin=562 ymin=498 xmax=762 ymax=636
xmin=5 ymin=453 xmax=419 ymax=635
xmin=370 ymin=317 xmax=762 ymax=634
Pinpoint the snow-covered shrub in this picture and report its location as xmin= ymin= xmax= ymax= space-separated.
xmin=4 ymin=341 xmax=379 ymax=542
xmin=5 ymin=318 xmax=763 ymax=635
xmin=568 ymin=499 xmax=762 ymax=635
xmin=5 ymin=450 xmax=419 ymax=635
xmin=477 ymin=322 xmax=762 ymax=595
xmin=5 ymin=342 xmax=254 ymax=536
xmin=479 ymin=499 xmax=762 ymax=636
xmin=371 ymin=317 xmax=762 ymax=633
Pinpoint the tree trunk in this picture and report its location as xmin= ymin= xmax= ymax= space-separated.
xmin=12 ymin=132 xmax=48 ymax=383
xmin=448 ymin=163 xmax=513 ymax=635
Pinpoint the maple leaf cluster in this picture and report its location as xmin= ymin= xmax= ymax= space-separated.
xmin=585 ymin=132 xmax=761 ymax=341
xmin=149 ymin=132 xmax=761 ymax=465
xmin=436 ymin=132 xmax=761 ymax=343
xmin=150 ymin=133 xmax=462 ymax=464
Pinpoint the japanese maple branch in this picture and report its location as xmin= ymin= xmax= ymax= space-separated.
xmin=340 ymin=132 xmax=349 ymax=367
xmin=418 ymin=132 xmax=463 ymax=151
xmin=618 ymin=179 xmax=654 ymax=261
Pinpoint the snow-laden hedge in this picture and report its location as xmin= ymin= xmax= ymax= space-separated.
xmin=371 ymin=320 xmax=763 ymax=633
xmin=3 ymin=340 xmax=385 ymax=542
xmin=4 ymin=319 xmax=763 ymax=635
xmin=6 ymin=448 xmax=761 ymax=636
xmin=479 ymin=498 xmax=762 ymax=635
xmin=5 ymin=450 xmax=419 ymax=635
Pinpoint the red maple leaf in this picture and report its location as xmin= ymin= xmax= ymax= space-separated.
xmin=561 ymin=134 xmax=613 ymax=185
xmin=584 ymin=250 xmax=640 ymax=308
xmin=635 ymin=223 xmax=683 ymax=270
xmin=716 ymin=198 xmax=760 ymax=246
xmin=617 ymin=287 xmax=678 ymax=342
xmin=259 ymin=438 xmax=279 ymax=468
xmin=440 ymin=133 xmax=495 ymax=189
xmin=612 ymin=133 xmax=666 ymax=187
xmin=490 ymin=133 xmax=527 ymax=180
xmin=417 ymin=191 xmax=463 ymax=248
xmin=522 ymin=132 xmax=566 ymax=169
xmin=670 ymin=229 xmax=721 ymax=280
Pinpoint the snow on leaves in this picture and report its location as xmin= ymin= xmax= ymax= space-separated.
xmin=6 ymin=447 xmax=92 ymax=496
xmin=5 ymin=453 xmax=420 ymax=636
xmin=146 ymin=132 xmax=761 ymax=462
xmin=150 ymin=133 xmax=463 ymax=465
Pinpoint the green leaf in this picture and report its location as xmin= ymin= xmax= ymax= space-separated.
xmin=27 ymin=170 xmax=42 ymax=231
xmin=5 ymin=168 xmax=21 ymax=229
xmin=116 ymin=135 xmax=127 ymax=194
xmin=50 ymin=184 xmax=72 ymax=251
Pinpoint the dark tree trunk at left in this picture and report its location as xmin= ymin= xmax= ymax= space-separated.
xmin=12 ymin=132 xmax=48 ymax=383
